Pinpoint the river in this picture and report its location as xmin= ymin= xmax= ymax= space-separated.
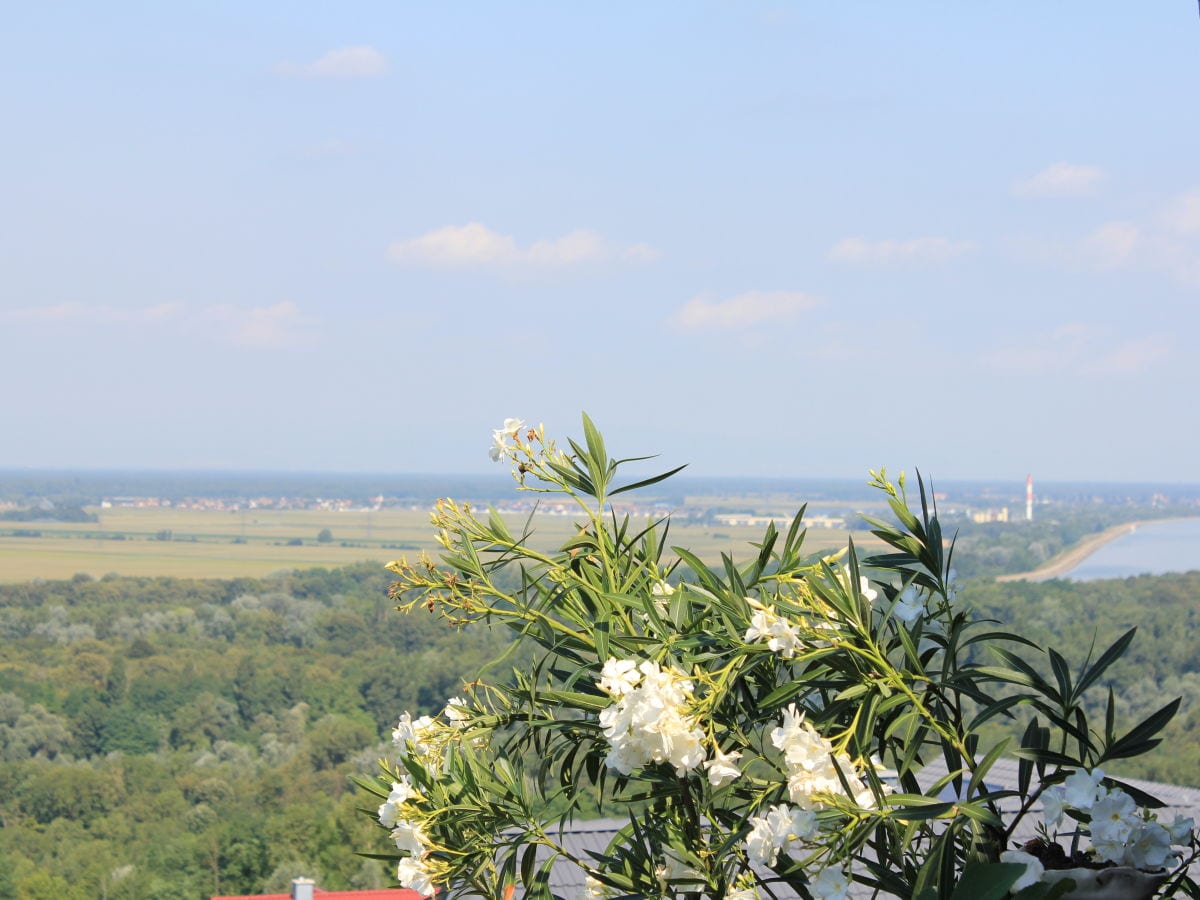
xmin=1065 ymin=517 xmax=1200 ymax=581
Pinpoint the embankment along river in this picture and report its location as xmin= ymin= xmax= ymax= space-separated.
xmin=999 ymin=517 xmax=1200 ymax=583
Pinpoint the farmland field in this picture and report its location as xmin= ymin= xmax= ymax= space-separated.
xmin=0 ymin=506 xmax=881 ymax=582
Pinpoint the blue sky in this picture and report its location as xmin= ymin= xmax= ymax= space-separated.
xmin=3 ymin=3 xmax=1199 ymax=481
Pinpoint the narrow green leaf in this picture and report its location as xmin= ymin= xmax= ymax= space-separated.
xmin=609 ymin=464 xmax=688 ymax=496
xmin=1073 ymin=627 xmax=1136 ymax=701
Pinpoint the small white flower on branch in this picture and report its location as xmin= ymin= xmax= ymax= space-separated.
xmin=489 ymin=417 xmax=526 ymax=462
xmin=744 ymin=598 xmax=803 ymax=658
xmin=396 ymin=856 xmax=436 ymax=897
xmin=891 ymin=586 xmax=923 ymax=624
xmin=1062 ymin=767 xmax=1106 ymax=811
xmin=744 ymin=803 xmax=818 ymax=865
xmin=809 ymin=865 xmax=852 ymax=900
xmin=703 ymin=745 xmax=743 ymax=787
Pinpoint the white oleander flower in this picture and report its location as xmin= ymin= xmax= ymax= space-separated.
xmin=598 ymin=657 xmax=642 ymax=698
xmin=703 ymin=745 xmax=743 ymax=788
xmin=444 ymin=696 xmax=469 ymax=727
xmin=396 ymin=856 xmax=436 ymax=897
xmin=1062 ymin=767 xmax=1106 ymax=811
xmin=840 ymin=565 xmax=877 ymax=603
xmin=726 ymin=888 xmax=757 ymax=900
xmin=744 ymin=598 xmax=804 ymax=658
xmin=1090 ymin=789 xmax=1139 ymax=863
xmin=744 ymin=803 xmax=818 ymax=865
xmin=771 ymin=704 xmax=872 ymax=809
xmin=809 ymin=865 xmax=852 ymax=900
xmin=1000 ymin=849 xmax=1044 ymax=891
xmin=1041 ymin=785 xmax=1066 ymax=829
xmin=945 ymin=568 xmax=961 ymax=602
xmin=892 ymin=586 xmax=924 ymax=624
xmin=1167 ymin=815 xmax=1195 ymax=844
xmin=377 ymin=777 xmax=416 ymax=828
xmin=391 ymin=819 xmax=427 ymax=856
xmin=1128 ymin=820 xmax=1173 ymax=870
xmin=598 ymin=659 xmax=704 ymax=775
xmin=489 ymin=417 xmax=525 ymax=461
xmin=576 ymin=875 xmax=610 ymax=899
xmin=393 ymin=712 xmax=437 ymax=757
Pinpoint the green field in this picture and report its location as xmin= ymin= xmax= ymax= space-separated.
xmin=0 ymin=506 xmax=880 ymax=582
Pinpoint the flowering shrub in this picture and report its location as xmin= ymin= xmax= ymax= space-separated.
xmin=360 ymin=415 xmax=1199 ymax=899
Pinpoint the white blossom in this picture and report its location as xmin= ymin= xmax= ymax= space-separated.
xmin=598 ymin=659 xmax=705 ymax=775
xmin=576 ymin=875 xmax=610 ymax=899
xmin=598 ymin=658 xmax=641 ymax=698
xmin=1167 ymin=815 xmax=1195 ymax=845
xmin=393 ymin=712 xmax=436 ymax=757
xmin=744 ymin=598 xmax=804 ymax=658
xmin=891 ymin=586 xmax=924 ymax=624
xmin=377 ymin=777 xmax=416 ymax=828
xmin=1128 ymin=820 xmax=1173 ymax=870
xmin=1000 ymin=849 xmax=1044 ymax=891
xmin=809 ymin=866 xmax=852 ymax=900
xmin=444 ymin=696 xmax=470 ymax=727
xmin=396 ymin=856 xmax=436 ymax=897
xmin=726 ymin=888 xmax=757 ymax=900
xmin=771 ymin=704 xmax=873 ymax=810
xmin=1041 ymin=785 xmax=1065 ymax=829
xmin=840 ymin=565 xmax=878 ymax=603
xmin=391 ymin=819 xmax=427 ymax=856
xmin=703 ymin=745 xmax=743 ymax=788
xmin=489 ymin=417 xmax=525 ymax=462
xmin=744 ymin=803 xmax=818 ymax=865
xmin=1062 ymin=767 xmax=1106 ymax=811
xmin=1090 ymin=789 xmax=1139 ymax=863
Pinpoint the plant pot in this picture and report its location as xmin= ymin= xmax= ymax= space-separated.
xmin=1040 ymin=865 xmax=1168 ymax=900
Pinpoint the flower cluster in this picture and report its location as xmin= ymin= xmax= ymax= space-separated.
xmin=375 ymin=774 xmax=437 ymax=896
xmin=1044 ymin=768 xmax=1193 ymax=869
xmin=744 ymin=803 xmax=818 ymax=865
xmin=596 ymin=658 xmax=706 ymax=776
xmin=392 ymin=697 xmax=471 ymax=776
xmin=772 ymin=705 xmax=873 ymax=809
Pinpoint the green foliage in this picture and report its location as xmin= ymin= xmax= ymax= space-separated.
xmin=0 ymin=563 xmax=504 ymax=894
xmin=365 ymin=416 xmax=1200 ymax=899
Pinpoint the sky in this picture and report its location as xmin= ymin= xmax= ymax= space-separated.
xmin=3 ymin=3 xmax=1199 ymax=482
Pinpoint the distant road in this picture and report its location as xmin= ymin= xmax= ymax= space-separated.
xmin=996 ymin=521 xmax=1146 ymax=583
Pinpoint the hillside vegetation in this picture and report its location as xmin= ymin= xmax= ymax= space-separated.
xmin=1 ymin=563 xmax=1198 ymax=897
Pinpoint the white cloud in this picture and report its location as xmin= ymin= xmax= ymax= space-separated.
xmin=388 ymin=222 xmax=659 ymax=270
xmin=1160 ymin=190 xmax=1200 ymax=236
xmin=670 ymin=290 xmax=822 ymax=331
xmin=828 ymin=236 xmax=976 ymax=265
xmin=983 ymin=323 xmax=1170 ymax=377
xmin=1012 ymin=162 xmax=1107 ymax=198
xmin=1 ymin=301 xmax=315 ymax=348
xmin=1023 ymin=189 xmax=1200 ymax=287
xmin=198 ymin=301 xmax=315 ymax=349
xmin=276 ymin=46 xmax=388 ymax=79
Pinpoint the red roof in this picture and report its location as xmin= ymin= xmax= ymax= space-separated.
xmin=213 ymin=891 xmax=422 ymax=899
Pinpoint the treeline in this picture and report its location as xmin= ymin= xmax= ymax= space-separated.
xmin=968 ymin=571 xmax=1200 ymax=785
xmin=0 ymin=564 xmax=509 ymax=899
